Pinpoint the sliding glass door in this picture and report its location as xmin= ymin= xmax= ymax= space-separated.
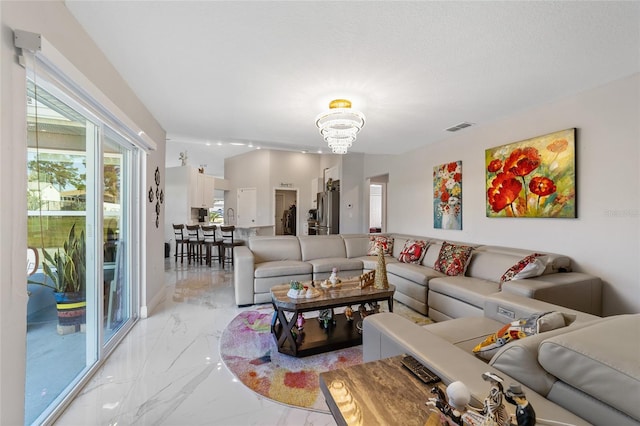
xmin=25 ymin=65 xmax=140 ymax=424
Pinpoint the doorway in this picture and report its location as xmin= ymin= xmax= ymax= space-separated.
xmin=368 ymin=174 xmax=388 ymax=233
xmin=275 ymin=189 xmax=298 ymax=235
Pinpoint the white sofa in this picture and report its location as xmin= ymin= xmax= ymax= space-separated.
xmin=363 ymin=292 xmax=640 ymax=426
xmin=234 ymin=234 xmax=602 ymax=317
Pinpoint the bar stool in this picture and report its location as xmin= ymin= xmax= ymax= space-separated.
xmin=172 ymin=224 xmax=190 ymax=263
xmin=186 ymin=225 xmax=205 ymax=264
xmin=201 ymin=225 xmax=223 ymax=266
xmin=220 ymin=225 xmax=244 ymax=267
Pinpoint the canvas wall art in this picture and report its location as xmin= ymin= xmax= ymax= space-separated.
xmin=485 ymin=128 xmax=576 ymax=218
xmin=433 ymin=161 xmax=462 ymax=229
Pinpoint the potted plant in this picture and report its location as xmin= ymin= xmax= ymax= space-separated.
xmin=38 ymin=223 xmax=87 ymax=334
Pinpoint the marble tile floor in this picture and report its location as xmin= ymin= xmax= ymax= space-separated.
xmin=56 ymin=260 xmax=337 ymax=426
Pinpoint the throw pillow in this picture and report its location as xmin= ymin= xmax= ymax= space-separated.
xmin=434 ymin=242 xmax=474 ymax=276
xmin=499 ymin=253 xmax=545 ymax=289
xmin=472 ymin=311 xmax=568 ymax=361
xmin=397 ymin=240 xmax=428 ymax=264
xmin=367 ymin=235 xmax=394 ymax=256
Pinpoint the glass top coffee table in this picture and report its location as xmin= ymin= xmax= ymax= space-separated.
xmin=270 ymin=280 xmax=395 ymax=357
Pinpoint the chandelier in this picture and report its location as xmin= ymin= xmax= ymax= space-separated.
xmin=315 ymin=99 xmax=365 ymax=154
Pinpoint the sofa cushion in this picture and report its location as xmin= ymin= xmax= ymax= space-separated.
xmin=367 ymin=235 xmax=394 ymax=256
xmin=299 ymin=235 xmax=346 ymax=260
xmin=538 ymin=314 xmax=640 ymax=421
xmin=254 ymin=273 xmax=312 ymax=295
xmin=434 ymin=242 xmax=474 ymax=276
xmin=422 ymin=242 xmax=443 ymax=267
xmin=342 ymin=234 xmax=370 ymax=258
xmin=466 ymin=250 xmax=532 ymax=283
xmin=429 ymin=276 xmax=500 ymax=309
xmin=424 ymin=316 xmax=501 ymax=353
xmin=474 ymin=246 xmax=572 ymax=276
xmin=248 ymin=236 xmax=302 ymax=263
xmin=254 ymin=260 xmax=312 ymax=278
xmin=397 ymin=239 xmax=428 ymax=264
xmin=354 ymin=255 xmax=398 ymax=271
xmin=387 ymin=262 xmax=443 ymax=286
xmin=307 ymin=257 xmax=363 ymax=274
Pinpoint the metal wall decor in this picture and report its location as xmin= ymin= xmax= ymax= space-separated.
xmin=150 ymin=166 xmax=164 ymax=227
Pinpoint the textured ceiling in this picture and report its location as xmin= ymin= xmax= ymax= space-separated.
xmin=65 ymin=1 xmax=640 ymax=176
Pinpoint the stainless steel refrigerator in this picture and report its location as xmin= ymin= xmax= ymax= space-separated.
xmin=316 ymin=191 xmax=340 ymax=235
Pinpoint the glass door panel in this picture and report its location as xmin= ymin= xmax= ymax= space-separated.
xmin=25 ymin=80 xmax=98 ymax=425
xmin=102 ymin=129 xmax=131 ymax=344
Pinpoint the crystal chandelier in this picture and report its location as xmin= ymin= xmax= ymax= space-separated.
xmin=315 ymin=99 xmax=365 ymax=154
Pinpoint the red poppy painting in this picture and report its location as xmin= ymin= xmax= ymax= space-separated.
xmin=485 ymin=128 xmax=576 ymax=218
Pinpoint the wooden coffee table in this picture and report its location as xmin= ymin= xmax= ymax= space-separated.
xmin=270 ymin=280 xmax=395 ymax=357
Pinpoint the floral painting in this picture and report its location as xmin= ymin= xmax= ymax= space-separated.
xmin=434 ymin=161 xmax=462 ymax=229
xmin=485 ymin=128 xmax=576 ymax=218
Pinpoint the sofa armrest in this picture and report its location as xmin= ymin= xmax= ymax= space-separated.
xmin=539 ymin=314 xmax=640 ymax=423
xmin=488 ymin=322 xmax=597 ymax=397
xmin=234 ymin=245 xmax=255 ymax=306
xmin=501 ymin=272 xmax=602 ymax=315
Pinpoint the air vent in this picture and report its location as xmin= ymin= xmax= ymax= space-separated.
xmin=445 ymin=122 xmax=473 ymax=132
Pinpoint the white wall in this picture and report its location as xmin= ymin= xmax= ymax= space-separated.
xmin=341 ymin=153 xmax=366 ymax=234
xmin=225 ymin=150 xmax=322 ymax=233
xmin=366 ymin=74 xmax=640 ymax=316
xmin=0 ymin=1 xmax=166 ymax=423
xmin=224 ymin=150 xmax=271 ymax=226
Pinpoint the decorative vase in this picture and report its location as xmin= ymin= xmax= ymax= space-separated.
xmin=374 ymin=246 xmax=389 ymax=289
xmin=54 ymin=292 xmax=86 ymax=335
xmin=442 ymin=212 xmax=460 ymax=230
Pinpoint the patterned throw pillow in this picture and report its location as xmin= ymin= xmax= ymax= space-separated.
xmin=499 ymin=253 xmax=544 ymax=289
xmin=367 ymin=235 xmax=394 ymax=256
xmin=397 ymin=240 xmax=428 ymax=264
xmin=434 ymin=242 xmax=474 ymax=276
xmin=472 ymin=311 xmax=567 ymax=361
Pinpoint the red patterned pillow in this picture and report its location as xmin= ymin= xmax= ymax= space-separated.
xmin=434 ymin=242 xmax=474 ymax=276
xmin=499 ymin=253 xmax=544 ymax=288
xmin=367 ymin=236 xmax=394 ymax=256
xmin=397 ymin=240 xmax=428 ymax=264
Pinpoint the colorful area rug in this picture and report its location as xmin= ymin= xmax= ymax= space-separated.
xmin=220 ymin=304 xmax=431 ymax=413
xmin=220 ymin=307 xmax=362 ymax=413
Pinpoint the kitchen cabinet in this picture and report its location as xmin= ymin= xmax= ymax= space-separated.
xmin=193 ymin=173 xmax=215 ymax=208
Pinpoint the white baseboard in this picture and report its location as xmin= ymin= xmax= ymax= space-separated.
xmin=140 ymin=286 xmax=166 ymax=319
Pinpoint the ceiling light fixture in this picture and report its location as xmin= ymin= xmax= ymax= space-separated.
xmin=315 ymin=99 xmax=365 ymax=154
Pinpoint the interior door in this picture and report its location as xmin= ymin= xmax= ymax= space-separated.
xmin=237 ymin=187 xmax=257 ymax=227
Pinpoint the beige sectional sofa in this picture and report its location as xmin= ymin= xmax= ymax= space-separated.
xmin=234 ymin=233 xmax=602 ymax=317
xmin=363 ymin=292 xmax=640 ymax=426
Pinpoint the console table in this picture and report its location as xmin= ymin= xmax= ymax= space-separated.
xmin=270 ymin=281 xmax=395 ymax=357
